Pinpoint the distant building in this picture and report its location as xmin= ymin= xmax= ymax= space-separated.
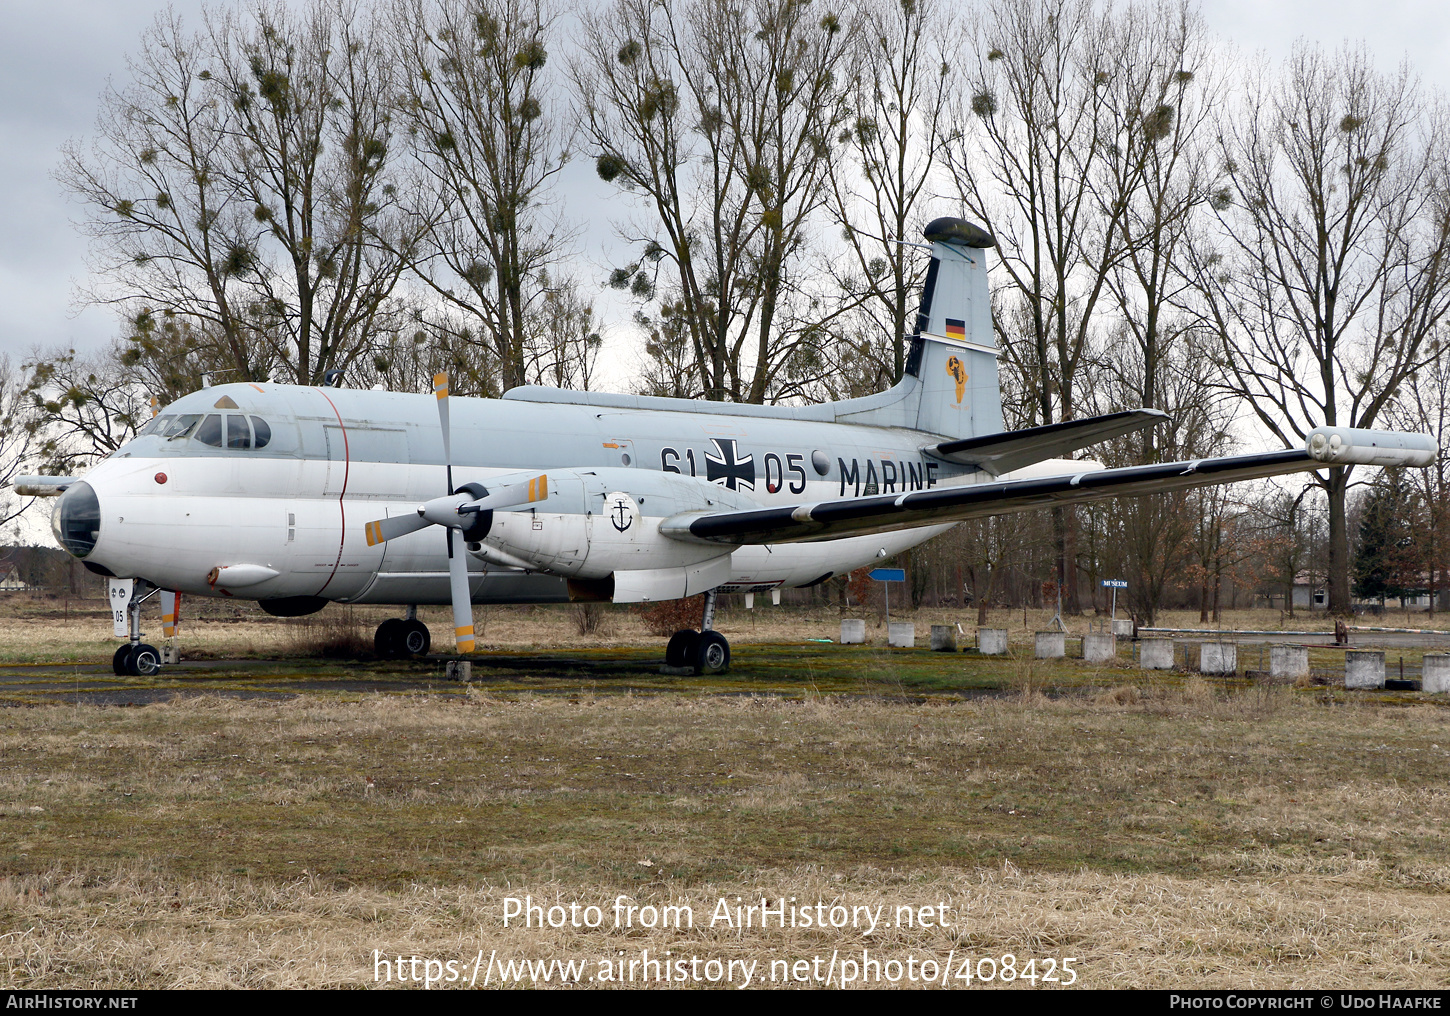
xmin=0 ymin=560 xmax=31 ymax=592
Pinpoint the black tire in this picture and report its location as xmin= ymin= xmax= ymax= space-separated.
xmin=374 ymin=618 xmax=405 ymax=658
xmin=127 ymin=644 xmax=162 ymax=677
xmin=112 ymin=644 xmax=135 ymax=676
xmin=693 ymin=631 xmax=730 ymax=674
xmin=665 ymin=629 xmax=699 ymax=668
xmin=398 ymin=619 xmax=431 ymax=657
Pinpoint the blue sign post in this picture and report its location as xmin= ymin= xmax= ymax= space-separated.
xmin=870 ymin=567 xmax=906 ymax=625
xmin=1101 ymin=578 xmax=1128 ymax=619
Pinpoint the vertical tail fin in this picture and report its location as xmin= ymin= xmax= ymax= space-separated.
xmin=905 ymin=218 xmax=1002 ymax=440
xmin=833 ymin=217 xmax=1002 ymax=440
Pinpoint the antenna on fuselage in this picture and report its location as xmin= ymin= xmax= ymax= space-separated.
xmin=198 ymin=368 xmax=239 ymax=391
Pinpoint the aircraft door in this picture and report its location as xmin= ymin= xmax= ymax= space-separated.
xmin=323 ymin=425 xmax=348 ymax=497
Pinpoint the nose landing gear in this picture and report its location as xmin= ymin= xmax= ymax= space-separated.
xmin=663 ymin=589 xmax=730 ymax=675
xmin=113 ymin=582 xmax=163 ymax=677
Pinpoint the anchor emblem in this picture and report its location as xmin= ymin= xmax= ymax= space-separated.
xmin=611 ymin=498 xmax=634 ymax=532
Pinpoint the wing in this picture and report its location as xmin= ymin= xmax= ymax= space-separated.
xmin=928 ymin=409 xmax=1169 ymax=475
xmin=661 ymin=426 xmax=1437 ymax=547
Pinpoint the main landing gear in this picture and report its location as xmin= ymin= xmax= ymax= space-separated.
xmin=374 ymin=606 xmax=432 ymax=659
xmin=664 ymin=589 xmax=730 ymax=675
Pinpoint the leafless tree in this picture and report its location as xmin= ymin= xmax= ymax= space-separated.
xmin=521 ymin=274 xmax=604 ymax=389
xmin=1385 ymin=342 xmax=1450 ymax=613
xmin=58 ymin=0 xmax=415 ymax=386
xmin=945 ymin=0 xmax=1138 ymax=612
xmin=1188 ymin=43 xmax=1450 ymax=613
xmin=395 ymin=0 xmax=574 ymax=392
xmin=22 ymin=348 xmax=151 ymax=473
xmin=0 ymin=358 xmax=41 ymax=533
xmin=825 ymin=0 xmax=952 ymax=384
xmin=575 ymin=0 xmax=853 ymax=403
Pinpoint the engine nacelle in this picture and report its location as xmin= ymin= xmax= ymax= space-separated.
xmin=469 ymin=468 xmax=752 ymax=598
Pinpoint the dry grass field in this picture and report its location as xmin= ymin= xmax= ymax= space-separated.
xmin=2 ymin=594 xmax=1443 ymax=666
xmin=0 ymin=599 xmax=1448 ymax=988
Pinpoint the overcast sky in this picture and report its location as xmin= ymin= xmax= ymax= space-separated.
xmin=2 ymin=0 xmax=1448 ymax=370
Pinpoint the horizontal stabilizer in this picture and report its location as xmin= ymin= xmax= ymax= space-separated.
xmin=929 ymin=409 xmax=1169 ymax=475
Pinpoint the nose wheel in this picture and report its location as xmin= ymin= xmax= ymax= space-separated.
xmin=113 ymin=582 xmax=164 ymax=677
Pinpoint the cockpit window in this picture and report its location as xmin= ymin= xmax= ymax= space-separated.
xmin=162 ymin=414 xmax=202 ymax=439
xmin=195 ymin=414 xmax=223 ymax=447
xmin=175 ymin=411 xmax=272 ymax=450
xmin=225 ymin=414 xmax=250 ymax=449
xmin=136 ymin=415 xmax=166 ymax=437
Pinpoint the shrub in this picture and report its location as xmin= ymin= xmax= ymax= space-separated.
xmin=634 ymin=596 xmax=704 ymax=636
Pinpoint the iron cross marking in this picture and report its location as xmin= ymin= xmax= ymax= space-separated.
xmin=705 ymin=438 xmax=755 ymax=491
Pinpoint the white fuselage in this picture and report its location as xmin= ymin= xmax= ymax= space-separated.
xmin=59 ymin=382 xmax=1090 ymax=607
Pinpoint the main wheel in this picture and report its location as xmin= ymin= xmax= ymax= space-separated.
xmin=127 ymin=643 xmax=162 ymax=677
xmin=693 ymin=631 xmax=730 ymax=674
xmin=398 ymin=619 xmax=431 ymax=657
xmin=665 ymin=629 xmax=699 ymax=668
xmin=112 ymin=644 xmax=135 ymax=676
xmin=374 ymin=618 xmax=405 ymax=658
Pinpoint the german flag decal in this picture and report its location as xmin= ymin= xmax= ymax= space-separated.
xmin=944 ymin=318 xmax=966 ymax=340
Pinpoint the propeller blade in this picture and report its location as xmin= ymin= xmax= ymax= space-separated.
xmin=434 ymin=372 xmax=453 ymax=494
xmin=459 ymin=474 xmax=550 ymax=514
xmin=447 ymin=527 xmax=475 ymax=654
xmin=363 ymin=512 xmax=433 ymax=547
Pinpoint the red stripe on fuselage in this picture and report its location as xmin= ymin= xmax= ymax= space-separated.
xmin=313 ymin=388 xmax=350 ymax=596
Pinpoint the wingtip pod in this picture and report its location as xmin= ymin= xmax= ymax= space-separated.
xmin=1307 ymin=427 xmax=1438 ymax=468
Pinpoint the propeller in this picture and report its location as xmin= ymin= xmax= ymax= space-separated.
xmin=361 ymin=372 xmax=549 ymax=655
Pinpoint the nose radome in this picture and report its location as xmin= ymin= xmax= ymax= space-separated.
xmin=52 ymin=481 xmax=101 ymax=559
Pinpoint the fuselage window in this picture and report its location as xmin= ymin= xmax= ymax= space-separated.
xmin=195 ymin=414 xmax=224 ymax=447
xmin=250 ymin=416 xmax=271 ymax=448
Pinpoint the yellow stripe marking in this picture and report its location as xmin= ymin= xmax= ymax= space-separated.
xmin=455 ymin=624 xmax=476 ymax=654
xmin=528 ymin=475 xmax=548 ymax=502
xmin=365 ymin=521 xmax=383 ymax=546
xmin=433 ymin=372 xmax=449 ymax=399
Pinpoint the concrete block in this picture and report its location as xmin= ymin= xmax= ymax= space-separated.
xmin=1083 ymin=632 xmax=1117 ymax=663
xmin=1269 ymin=645 xmax=1309 ymax=680
xmin=840 ymin=619 xmax=866 ymax=645
xmin=930 ymin=625 xmax=957 ymax=651
xmin=1200 ymin=642 xmax=1236 ymax=675
xmin=1111 ymin=618 xmax=1134 ymax=637
xmin=161 ymin=646 xmax=181 ymax=665
xmin=888 ymin=622 xmax=916 ymax=648
xmin=1345 ymin=650 xmax=1385 ymax=690
xmin=445 ymin=660 xmax=472 ymax=682
xmin=1035 ymin=631 xmax=1065 ymax=659
xmin=1423 ymin=654 xmax=1450 ymax=694
xmin=1140 ymin=638 xmax=1175 ymax=670
xmin=978 ymin=629 xmax=1009 ymax=655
